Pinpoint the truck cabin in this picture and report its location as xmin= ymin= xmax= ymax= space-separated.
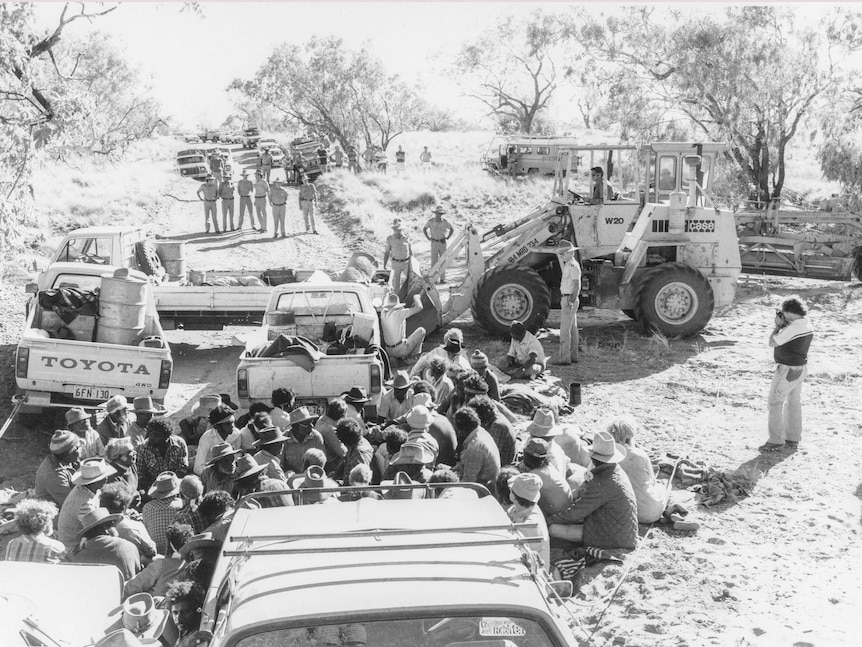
xmin=646 ymin=142 xmax=724 ymax=205
xmin=50 ymin=226 xmax=146 ymax=268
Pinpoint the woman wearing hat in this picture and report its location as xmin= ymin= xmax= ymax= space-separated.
xmin=58 ymin=457 xmax=117 ymax=548
xmin=70 ymin=507 xmax=141 ymax=579
xmin=410 ymin=328 xmax=471 ymax=379
xmin=548 ymin=431 xmax=638 ymax=550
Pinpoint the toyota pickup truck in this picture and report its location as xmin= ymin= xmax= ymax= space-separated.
xmin=235 ymin=282 xmax=385 ymax=413
xmin=201 ymin=484 xmax=581 ymax=646
xmin=16 ymin=278 xmax=172 ymax=412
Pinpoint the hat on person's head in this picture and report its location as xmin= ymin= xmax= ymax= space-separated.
xmin=191 ymin=394 xmax=221 ymax=417
xmin=147 ymin=471 xmax=180 ymax=499
xmin=255 ymin=169 xmax=262 ymax=176
xmin=205 ymin=442 xmax=240 ymax=467
xmin=526 ymin=407 xmax=561 ymax=438
xmin=433 ymin=205 xmax=446 ymax=215
xmin=295 ymin=464 xmax=337 ymax=503
xmin=100 ymin=395 xmax=129 ymax=415
xmin=342 ymin=386 xmax=370 ymax=404
xmin=383 ymin=293 xmax=402 ymax=309
xmin=234 ymin=454 xmax=267 ymax=481
xmin=77 ymin=507 xmax=123 ymax=538
xmin=391 ymin=218 xmax=403 ymax=230
xmin=411 ymin=392 xmax=434 ymax=409
xmin=470 ymin=350 xmax=488 ymax=369
xmin=443 ymin=337 xmax=463 ymax=354
xmin=131 ymin=396 xmax=166 ymax=415
xmin=389 ymin=371 xmax=412 ymax=390
xmin=105 ymin=593 xmax=168 ymax=640
xmin=64 ymin=407 xmax=90 ymax=426
xmin=389 ymin=441 xmax=435 ymax=466
xmin=206 ymin=174 xmax=214 ymax=180
xmin=178 ymin=532 xmax=221 ymax=560
xmin=241 ymin=169 xmax=249 ymax=176
xmin=289 ymin=406 xmax=318 ymax=427
xmin=180 ymin=475 xmax=203 ymax=500
xmin=557 ymin=240 xmax=577 ymax=253
xmin=383 ymin=471 xmax=425 ymax=500
xmin=590 ymin=430 xmax=627 ymax=464
xmin=509 ymin=473 xmax=542 ymax=503
xmin=255 ymin=426 xmax=287 ymax=448
xmin=96 ymin=629 xmax=161 ymax=647
xmin=219 ymin=394 xmax=239 ymax=411
xmin=406 ymin=405 xmax=432 ymax=430
xmin=523 ymin=437 xmax=549 ymax=459
xmin=71 ymin=457 xmax=116 ymax=485
xmin=510 ymin=321 xmax=525 ymax=335
xmin=50 ymin=429 xmax=80 ymax=455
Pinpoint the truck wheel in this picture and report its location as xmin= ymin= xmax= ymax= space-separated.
xmin=135 ymin=241 xmax=164 ymax=277
xmin=634 ymin=262 xmax=714 ymax=338
xmin=472 ymin=264 xmax=551 ymax=337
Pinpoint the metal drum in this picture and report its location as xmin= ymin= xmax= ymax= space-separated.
xmin=155 ymin=241 xmax=187 ymax=281
xmin=96 ymin=268 xmax=147 ymax=346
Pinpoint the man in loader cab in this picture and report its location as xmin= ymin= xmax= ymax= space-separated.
xmin=590 ymin=167 xmax=616 ymax=204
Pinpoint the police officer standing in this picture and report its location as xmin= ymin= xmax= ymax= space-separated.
xmin=237 ymin=170 xmax=256 ymax=230
xmin=395 ymin=145 xmax=406 ymax=174
xmin=298 ymin=175 xmax=319 ymax=234
xmin=383 ymin=219 xmax=413 ymax=296
xmin=253 ymin=170 xmax=270 ymax=234
xmin=347 ymin=145 xmax=359 ymax=174
xmin=423 ymin=205 xmax=453 ymax=283
xmin=551 ymin=240 xmax=581 ymax=365
xmin=196 ymin=174 xmax=220 ymax=234
xmin=219 ymin=172 xmax=236 ymax=232
xmin=269 ymin=178 xmax=289 ymax=239
xmin=317 ymin=145 xmax=329 ymax=173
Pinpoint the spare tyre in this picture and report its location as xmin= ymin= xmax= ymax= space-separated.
xmin=135 ymin=241 xmax=164 ymax=278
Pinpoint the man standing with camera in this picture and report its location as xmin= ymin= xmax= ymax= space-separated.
xmin=760 ymin=297 xmax=814 ymax=452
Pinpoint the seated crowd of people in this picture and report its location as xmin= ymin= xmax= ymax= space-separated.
xmin=8 ymin=326 xmax=677 ymax=646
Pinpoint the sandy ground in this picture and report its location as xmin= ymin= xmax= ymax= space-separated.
xmin=1 ymin=142 xmax=861 ymax=646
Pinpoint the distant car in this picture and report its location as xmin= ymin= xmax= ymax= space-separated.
xmin=176 ymin=148 xmax=208 ymax=180
xmin=184 ymin=134 xmax=201 ymax=143
xmin=243 ymin=127 xmax=261 ymax=149
xmin=269 ymin=147 xmax=286 ymax=167
xmin=257 ymin=138 xmax=278 ymax=153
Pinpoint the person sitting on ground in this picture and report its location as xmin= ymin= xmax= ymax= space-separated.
xmin=380 ymin=292 xmax=427 ymax=365
xmin=35 ymin=430 xmax=81 ymax=507
xmin=123 ymin=522 xmax=194 ymax=599
xmin=519 ymin=438 xmax=573 ymax=517
xmin=429 ymin=468 xmax=478 ymax=500
xmin=136 ymin=418 xmax=189 ymax=495
xmin=269 ymin=387 xmax=296 ymax=430
xmin=96 ymin=395 xmax=131 ymax=446
xmin=548 ymin=431 xmax=638 ymax=550
xmin=105 ymin=437 xmax=139 ymax=496
xmin=198 ymin=490 xmax=235 ymax=543
xmin=193 ymin=404 xmax=241 ymax=476
xmin=607 ymin=416 xmax=668 ymax=524
xmin=233 ymin=455 xmax=292 ymax=508
xmin=409 ymin=385 xmax=458 ymax=468
xmin=381 ymin=441 xmax=436 ymax=483
xmin=238 ymin=405 xmax=273 ymax=452
xmin=402 ymin=404 xmax=440 ymax=464
xmin=437 ymin=368 xmax=477 ymax=421
xmin=165 ymin=580 xmax=207 ymax=647
xmin=142 ymin=472 xmax=184 ymax=555
xmin=334 ymin=418 xmax=374 ymax=482
xmin=501 ymin=321 xmax=545 ymax=380
xmin=101 ymin=481 xmax=157 ymax=564
xmin=525 ymin=408 xmax=575 ymax=479
xmin=294 ymin=464 xmax=341 ymax=505
xmin=128 ymin=396 xmax=167 ymax=447
xmin=424 ymin=357 xmax=453 ymax=406
xmin=65 ymin=408 xmax=104 ymax=459
xmin=338 ymin=464 xmax=383 ymax=501
xmin=5 ymin=499 xmax=65 ymax=563
xmin=200 ymin=442 xmax=241 ymax=495
xmin=173 ymin=475 xmax=207 ymax=534
xmin=71 ymin=507 xmax=141 ymax=579
xmin=58 ymin=457 xmax=115 ymax=549
xmin=410 ymin=328 xmax=472 ymax=378
xmin=286 ymin=448 xmax=328 ymax=487
xmin=371 ymin=428 xmax=407 ymax=485
xmin=468 ymin=394 xmax=516 ymax=467
xmin=507 ymin=473 xmax=550 ymax=569
xmin=315 ymin=398 xmax=349 ymax=470
xmin=282 ymin=407 xmax=326 ymax=474
xmin=252 ymin=426 xmax=288 ymax=481
xmin=453 ymin=407 xmax=501 ymax=491
xmin=469 ymin=350 xmax=501 ymax=401
xmin=341 ymin=386 xmax=371 ymax=432
xmin=493 ymin=465 xmax=521 ymax=508
xmin=379 ymin=371 xmax=417 ymax=422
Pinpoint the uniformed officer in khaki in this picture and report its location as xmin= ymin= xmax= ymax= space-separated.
xmin=347 ymin=146 xmax=359 ymax=174
xmin=383 ymin=219 xmax=413 ymax=296
xmin=260 ymin=148 xmax=273 ymax=182
xmin=552 ymin=240 xmax=582 ymax=365
xmin=333 ymin=147 xmax=344 ymax=169
xmin=423 ymin=205 xmax=454 ymax=283
xmin=196 ymin=174 xmax=220 ymax=234
xmin=298 ymin=175 xmax=318 ymax=234
xmin=219 ymin=172 xmax=236 ymax=232
xmin=237 ymin=169 xmax=256 ymax=230
xmin=253 ymin=170 xmax=270 ymax=233
xmin=270 ymin=179 xmax=289 ymax=238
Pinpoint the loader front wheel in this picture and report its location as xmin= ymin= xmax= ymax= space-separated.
xmin=472 ymin=264 xmax=551 ymax=337
xmin=634 ymin=262 xmax=714 ymax=338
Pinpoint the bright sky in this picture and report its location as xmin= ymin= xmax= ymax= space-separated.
xmin=34 ymin=2 xmax=551 ymax=130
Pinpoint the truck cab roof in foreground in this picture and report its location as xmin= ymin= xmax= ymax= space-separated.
xmin=204 ymin=490 xmax=578 ymax=646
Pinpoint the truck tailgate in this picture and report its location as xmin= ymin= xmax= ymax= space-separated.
xmin=154 ymin=285 xmax=272 ymax=313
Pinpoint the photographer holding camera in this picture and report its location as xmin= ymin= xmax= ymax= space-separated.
xmin=760 ymin=297 xmax=814 ymax=452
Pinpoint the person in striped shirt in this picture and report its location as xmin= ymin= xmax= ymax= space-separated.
xmin=5 ymin=499 xmax=65 ymax=563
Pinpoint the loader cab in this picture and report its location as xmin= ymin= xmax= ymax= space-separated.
xmin=647 ymin=142 xmax=724 ymax=204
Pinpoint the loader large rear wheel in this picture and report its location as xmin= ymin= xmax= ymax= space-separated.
xmin=634 ymin=262 xmax=714 ymax=338
xmin=472 ymin=264 xmax=551 ymax=337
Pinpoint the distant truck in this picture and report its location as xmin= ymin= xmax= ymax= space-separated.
xmin=290 ymin=136 xmax=328 ymax=180
xmin=481 ymin=134 xmax=581 ymax=177
xmin=236 ymin=281 xmax=385 ymax=413
xmin=176 ymin=148 xmax=208 ymax=181
xmin=242 ymin=126 xmax=261 ymax=149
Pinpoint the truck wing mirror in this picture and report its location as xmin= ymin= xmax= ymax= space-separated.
xmin=546 ymin=580 xmax=574 ymax=599
xmin=25 ymin=282 xmax=38 ymax=294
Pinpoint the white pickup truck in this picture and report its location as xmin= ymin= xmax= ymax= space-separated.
xmin=16 ymin=278 xmax=172 ymax=412
xmin=236 ymin=281 xmax=385 ymax=414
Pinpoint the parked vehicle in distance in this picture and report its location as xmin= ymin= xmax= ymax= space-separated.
xmin=481 ymin=134 xmax=581 ymax=177
xmin=269 ymin=147 xmax=286 ymax=168
xmin=242 ymin=126 xmax=261 ymax=149
xmin=290 ymin=136 xmax=328 ymax=180
xmin=183 ymin=133 xmax=201 ymax=143
xmin=176 ymin=148 xmax=208 ymax=181
xmin=200 ymin=129 xmax=223 ymax=143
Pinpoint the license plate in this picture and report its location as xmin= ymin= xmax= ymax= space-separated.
xmin=73 ymin=386 xmax=111 ymax=401
xmin=297 ymin=400 xmax=326 ymax=417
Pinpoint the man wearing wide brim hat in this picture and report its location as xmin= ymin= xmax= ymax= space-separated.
xmin=142 ymin=472 xmax=183 ymax=555
xmin=178 ymin=531 xmax=222 ymax=562
xmin=252 ymin=426 xmax=288 ymax=481
xmin=382 ymin=470 xmax=426 ymax=500
xmin=525 ymin=407 xmax=572 ymax=479
xmin=547 ymin=431 xmax=638 ymax=550
xmin=381 ymin=440 xmax=436 ymax=483
xmin=404 ymin=405 xmax=440 ymax=462
xmin=283 ymin=407 xmax=326 ymax=474
xmin=35 ymin=429 xmax=82 ymax=507
xmin=383 ymin=217 xmax=413 ymax=296
xmin=70 ymin=507 xmax=140 ymax=579
xmin=379 ymin=370 xmax=417 ymax=422
xmin=200 ymin=442 xmax=241 ymax=496
xmin=380 ymin=290 xmax=426 ymax=365
xmin=340 ymin=385 xmax=371 ymax=434
xmin=128 ymin=396 xmax=167 ymax=447
xmin=192 ymin=403 xmax=241 ymax=477
xmin=294 ymin=464 xmax=340 ymax=504
xmin=550 ymin=239 xmax=582 ymax=365
xmin=96 ymin=395 xmax=131 ymax=447
xmin=423 ymin=204 xmax=453 ymax=283
xmin=237 ymin=167 xmax=256 ymax=231
xmin=58 ymin=457 xmax=117 ymax=548
xmin=64 ymin=407 xmax=105 ymax=460
xmin=105 ymin=592 xmax=168 ymax=642
xmin=233 ymin=454 xmax=293 ymax=506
